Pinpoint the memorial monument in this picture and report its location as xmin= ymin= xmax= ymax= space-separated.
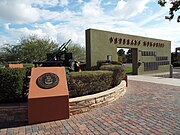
xmin=28 ymin=40 xmax=74 ymax=124
xmin=86 ymin=28 xmax=171 ymax=75
xmin=28 ymin=67 xmax=69 ymax=124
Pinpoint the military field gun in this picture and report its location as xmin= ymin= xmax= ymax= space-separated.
xmin=33 ymin=39 xmax=73 ymax=67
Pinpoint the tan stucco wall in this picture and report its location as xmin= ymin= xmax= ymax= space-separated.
xmin=86 ymin=28 xmax=171 ymax=75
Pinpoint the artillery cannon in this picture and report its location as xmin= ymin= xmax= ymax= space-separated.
xmin=33 ymin=39 xmax=73 ymax=68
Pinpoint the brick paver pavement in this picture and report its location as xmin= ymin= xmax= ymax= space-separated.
xmin=0 ymin=80 xmax=180 ymax=135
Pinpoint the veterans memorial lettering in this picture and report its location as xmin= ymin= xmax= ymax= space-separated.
xmin=110 ymin=37 xmax=165 ymax=48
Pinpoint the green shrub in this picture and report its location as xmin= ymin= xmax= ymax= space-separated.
xmin=100 ymin=64 xmax=125 ymax=87
xmin=173 ymin=61 xmax=180 ymax=67
xmin=0 ymin=64 xmax=5 ymax=68
xmin=100 ymin=64 xmax=121 ymax=70
xmin=97 ymin=60 xmax=107 ymax=69
xmin=0 ymin=68 xmax=27 ymax=103
xmin=0 ymin=65 xmax=124 ymax=102
xmin=124 ymin=66 xmax=132 ymax=74
xmin=90 ymin=66 xmax=99 ymax=71
xmin=22 ymin=67 xmax=32 ymax=99
xmin=23 ymin=63 xmax=34 ymax=68
xmin=69 ymin=71 xmax=113 ymax=98
xmin=97 ymin=60 xmax=122 ymax=69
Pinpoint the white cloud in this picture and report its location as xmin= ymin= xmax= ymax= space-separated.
xmin=0 ymin=0 xmax=64 ymax=24
xmin=115 ymin=0 xmax=126 ymax=10
xmin=31 ymin=0 xmax=59 ymax=7
xmin=7 ymin=26 xmax=45 ymax=38
xmin=0 ymin=35 xmax=11 ymax=45
xmin=59 ymin=0 xmax=69 ymax=6
xmin=0 ymin=0 xmax=179 ymax=52
xmin=77 ymin=0 xmax=83 ymax=4
xmin=55 ymin=22 xmax=85 ymax=45
xmin=0 ymin=0 xmax=40 ymax=23
xmin=82 ymin=0 xmax=103 ymax=18
xmin=140 ymin=20 xmax=180 ymax=51
xmin=39 ymin=9 xmax=60 ymax=20
xmin=114 ymin=0 xmax=150 ymax=19
xmin=0 ymin=25 xmax=46 ymax=46
xmin=3 ymin=23 xmax=10 ymax=30
xmin=104 ymin=2 xmax=112 ymax=5
xmin=139 ymin=9 xmax=167 ymax=26
xmin=54 ymin=9 xmax=76 ymax=21
xmin=34 ymin=22 xmax=58 ymax=41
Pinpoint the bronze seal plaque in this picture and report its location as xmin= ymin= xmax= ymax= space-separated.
xmin=36 ymin=73 xmax=59 ymax=89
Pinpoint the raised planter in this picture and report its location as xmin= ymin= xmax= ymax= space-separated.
xmin=69 ymin=80 xmax=126 ymax=115
xmin=0 ymin=81 xmax=126 ymax=124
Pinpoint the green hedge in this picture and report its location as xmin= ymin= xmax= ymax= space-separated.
xmin=0 ymin=68 xmax=27 ymax=103
xmin=173 ymin=61 xmax=180 ymax=67
xmin=97 ymin=60 xmax=122 ymax=69
xmin=0 ymin=64 xmax=5 ymax=68
xmin=100 ymin=64 xmax=125 ymax=87
xmin=0 ymin=66 xmax=124 ymax=102
xmin=69 ymin=71 xmax=113 ymax=98
xmin=23 ymin=63 xmax=34 ymax=68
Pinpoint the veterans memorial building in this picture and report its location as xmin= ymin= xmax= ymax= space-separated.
xmin=86 ymin=29 xmax=171 ymax=75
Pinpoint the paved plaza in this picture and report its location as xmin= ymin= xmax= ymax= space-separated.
xmin=0 ymin=79 xmax=180 ymax=135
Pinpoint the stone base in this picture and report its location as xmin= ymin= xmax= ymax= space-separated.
xmin=28 ymin=67 xmax=69 ymax=124
xmin=28 ymin=96 xmax=69 ymax=124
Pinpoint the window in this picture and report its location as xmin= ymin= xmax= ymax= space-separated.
xmin=156 ymin=56 xmax=168 ymax=61
xmin=144 ymin=62 xmax=158 ymax=71
xmin=107 ymin=55 xmax=112 ymax=61
xmin=141 ymin=51 xmax=156 ymax=56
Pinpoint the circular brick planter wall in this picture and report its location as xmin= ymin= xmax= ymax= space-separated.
xmin=0 ymin=81 xmax=126 ymax=124
xmin=69 ymin=80 xmax=126 ymax=115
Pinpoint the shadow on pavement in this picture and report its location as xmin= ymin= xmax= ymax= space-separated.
xmin=0 ymin=121 xmax=28 ymax=129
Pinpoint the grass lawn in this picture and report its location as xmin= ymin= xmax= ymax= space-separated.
xmin=124 ymin=66 xmax=132 ymax=74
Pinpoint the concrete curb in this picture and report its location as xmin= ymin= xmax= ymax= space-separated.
xmin=128 ymin=75 xmax=180 ymax=86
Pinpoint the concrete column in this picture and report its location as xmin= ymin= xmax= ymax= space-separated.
xmin=132 ymin=48 xmax=138 ymax=75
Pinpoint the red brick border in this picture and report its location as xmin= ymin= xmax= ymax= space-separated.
xmin=0 ymin=81 xmax=126 ymax=124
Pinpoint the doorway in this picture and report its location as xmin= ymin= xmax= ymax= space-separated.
xmin=117 ymin=48 xmax=138 ymax=75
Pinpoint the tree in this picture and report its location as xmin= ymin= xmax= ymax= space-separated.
xmin=117 ymin=49 xmax=126 ymax=63
xmin=0 ymin=35 xmax=58 ymax=63
xmin=0 ymin=44 xmax=20 ymax=63
xmin=126 ymin=49 xmax=132 ymax=63
xmin=68 ymin=44 xmax=86 ymax=62
xmin=158 ymin=0 xmax=180 ymax=22
xmin=117 ymin=49 xmax=125 ymax=56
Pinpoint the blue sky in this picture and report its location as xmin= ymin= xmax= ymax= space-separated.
xmin=0 ymin=0 xmax=179 ymax=52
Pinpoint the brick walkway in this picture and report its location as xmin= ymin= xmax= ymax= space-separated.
xmin=0 ymin=80 xmax=180 ymax=135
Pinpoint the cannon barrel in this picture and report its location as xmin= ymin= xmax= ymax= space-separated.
xmin=34 ymin=39 xmax=73 ymax=67
xmin=55 ymin=39 xmax=72 ymax=55
xmin=46 ymin=39 xmax=72 ymax=61
xmin=58 ymin=42 xmax=66 ymax=51
xmin=59 ymin=39 xmax=72 ymax=51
